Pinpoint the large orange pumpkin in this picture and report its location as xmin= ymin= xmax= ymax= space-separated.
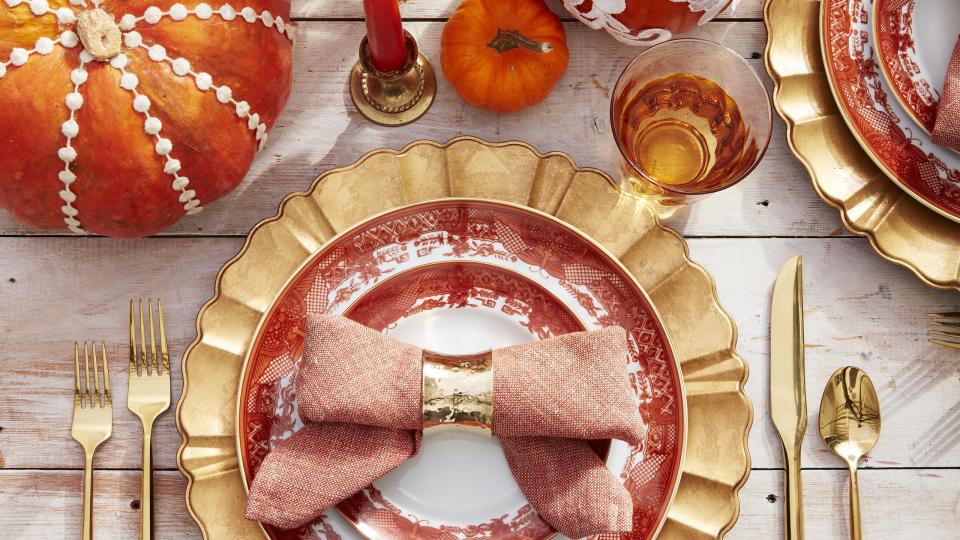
xmin=565 ymin=0 xmax=735 ymax=46
xmin=441 ymin=0 xmax=568 ymax=114
xmin=0 ymin=0 xmax=293 ymax=237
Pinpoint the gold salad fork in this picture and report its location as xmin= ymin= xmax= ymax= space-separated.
xmin=70 ymin=341 xmax=112 ymax=540
xmin=928 ymin=312 xmax=960 ymax=349
xmin=128 ymin=299 xmax=171 ymax=540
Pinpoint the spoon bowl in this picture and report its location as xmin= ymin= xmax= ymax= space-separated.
xmin=818 ymin=366 xmax=881 ymax=540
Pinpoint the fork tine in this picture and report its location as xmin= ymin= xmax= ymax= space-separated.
xmin=83 ymin=342 xmax=92 ymax=409
xmin=139 ymin=299 xmax=149 ymax=375
xmin=929 ymin=329 xmax=960 ymax=339
xmin=148 ymin=298 xmax=159 ymax=375
xmin=130 ymin=299 xmax=138 ymax=374
xmin=92 ymin=340 xmax=101 ymax=408
xmin=73 ymin=342 xmax=81 ymax=407
xmin=927 ymin=312 xmax=960 ymax=318
xmin=930 ymin=338 xmax=960 ymax=349
xmin=929 ymin=320 xmax=960 ymax=328
xmin=158 ymin=298 xmax=168 ymax=375
xmin=101 ymin=341 xmax=111 ymax=404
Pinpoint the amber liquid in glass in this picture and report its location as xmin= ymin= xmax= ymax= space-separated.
xmin=616 ymin=73 xmax=759 ymax=194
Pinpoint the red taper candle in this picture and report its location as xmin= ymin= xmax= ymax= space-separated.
xmin=363 ymin=0 xmax=408 ymax=73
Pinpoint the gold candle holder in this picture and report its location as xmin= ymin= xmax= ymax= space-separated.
xmin=349 ymin=31 xmax=437 ymax=127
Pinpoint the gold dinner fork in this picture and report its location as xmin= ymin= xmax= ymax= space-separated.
xmin=928 ymin=312 xmax=960 ymax=349
xmin=128 ymin=299 xmax=171 ymax=540
xmin=70 ymin=341 xmax=112 ymax=540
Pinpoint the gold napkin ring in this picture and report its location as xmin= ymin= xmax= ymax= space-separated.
xmin=421 ymin=350 xmax=493 ymax=429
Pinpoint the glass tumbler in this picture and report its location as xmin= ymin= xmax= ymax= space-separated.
xmin=611 ymin=39 xmax=773 ymax=210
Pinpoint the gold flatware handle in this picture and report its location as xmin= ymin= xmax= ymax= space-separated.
xmin=849 ymin=465 xmax=861 ymax=540
xmin=783 ymin=446 xmax=804 ymax=540
xmin=81 ymin=452 xmax=94 ymax=540
xmin=140 ymin=419 xmax=155 ymax=540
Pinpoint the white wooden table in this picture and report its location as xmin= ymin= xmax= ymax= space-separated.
xmin=1 ymin=1 xmax=958 ymax=537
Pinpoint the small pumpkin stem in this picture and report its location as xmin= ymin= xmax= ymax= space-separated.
xmin=487 ymin=29 xmax=553 ymax=54
xmin=77 ymin=9 xmax=121 ymax=61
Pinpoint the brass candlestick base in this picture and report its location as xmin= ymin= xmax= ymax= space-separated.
xmin=349 ymin=32 xmax=437 ymax=127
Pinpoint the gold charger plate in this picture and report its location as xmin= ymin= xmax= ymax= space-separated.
xmin=176 ymin=136 xmax=752 ymax=539
xmin=765 ymin=0 xmax=960 ymax=291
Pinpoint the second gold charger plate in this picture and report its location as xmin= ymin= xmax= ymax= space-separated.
xmin=177 ymin=137 xmax=752 ymax=539
xmin=765 ymin=0 xmax=960 ymax=291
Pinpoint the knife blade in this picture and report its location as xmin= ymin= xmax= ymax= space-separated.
xmin=770 ymin=255 xmax=806 ymax=540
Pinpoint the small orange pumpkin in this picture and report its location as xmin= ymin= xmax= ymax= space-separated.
xmin=441 ymin=0 xmax=569 ymax=113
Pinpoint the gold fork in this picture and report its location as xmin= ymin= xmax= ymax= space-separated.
xmin=71 ymin=341 xmax=112 ymax=540
xmin=928 ymin=312 xmax=960 ymax=349
xmin=128 ymin=299 xmax=171 ymax=540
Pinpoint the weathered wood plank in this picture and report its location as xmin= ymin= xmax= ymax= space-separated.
xmin=287 ymin=0 xmax=765 ymax=21
xmin=0 ymin=239 xmax=244 ymax=471
xmin=730 ymin=469 xmax=960 ymax=539
xmin=0 ymin=236 xmax=956 ymax=471
xmin=688 ymin=237 xmax=960 ymax=470
xmin=0 ymin=470 xmax=196 ymax=539
xmin=1 ymin=468 xmax=956 ymax=539
xmin=0 ymin=21 xmax=841 ymax=239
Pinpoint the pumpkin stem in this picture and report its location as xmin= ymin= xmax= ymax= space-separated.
xmin=487 ymin=29 xmax=553 ymax=54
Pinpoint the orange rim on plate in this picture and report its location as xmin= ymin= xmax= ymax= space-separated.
xmin=873 ymin=0 xmax=959 ymax=135
xmin=235 ymin=199 xmax=686 ymax=540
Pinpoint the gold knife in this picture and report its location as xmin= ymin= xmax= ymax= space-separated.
xmin=770 ymin=255 xmax=806 ymax=540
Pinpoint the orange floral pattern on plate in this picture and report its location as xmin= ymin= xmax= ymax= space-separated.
xmin=823 ymin=0 xmax=960 ymax=219
xmin=237 ymin=201 xmax=683 ymax=540
xmin=874 ymin=0 xmax=939 ymax=132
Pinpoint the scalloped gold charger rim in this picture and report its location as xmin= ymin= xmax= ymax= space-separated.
xmin=176 ymin=136 xmax=752 ymax=540
xmin=764 ymin=0 xmax=960 ymax=291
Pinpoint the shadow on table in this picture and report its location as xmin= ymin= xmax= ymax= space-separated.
xmin=879 ymin=347 xmax=960 ymax=463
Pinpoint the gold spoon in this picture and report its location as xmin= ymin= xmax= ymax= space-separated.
xmin=818 ymin=366 xmax=881 ymax=540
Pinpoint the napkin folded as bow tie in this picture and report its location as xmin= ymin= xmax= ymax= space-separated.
xmin=932 ymin=38 xmax=960 ymax=150
xmin=245 ymin=314 xmax=643 ymax=538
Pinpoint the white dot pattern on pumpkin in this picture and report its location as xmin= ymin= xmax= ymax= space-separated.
xmin=60 ymin=30 xmax=79 ymax=49
xmin=109 ymin=53 xmax=129 ymax=70
xmin=119 ymin=13 xmax=137 ymax=31
xmin=55 ymin=7 xmax=75 ymax=25
xmin=111 ymin=62 xmax=204 ymax=215
xmin=129 ymin=39 xmax=271 ymax=152
xmin=171 ymin=57 xmax=190 ymax=76
xmin=57 ymin=55 xmax=90 ymax=234
xmin=123 ymin=4 xmax=294 ymax=42
xmin=123 ymin=31 xmax=143 ymax=48
xmin=28 ymin=0 xmax=48 ymax=16
xmin=169 ymin=3 xmax=188 ymax=20
xmin=567 ymin=0 xmax=740 ymax=46
xmin=0 ymin=31 xmax=84 ymax=232
xmin=194 ymin=3 xmax=213 ymax=19
xmin=147 ymin=44 xmax=166 ymax=62
xmin=0 ymin=31 xmax=71 ymax=78
xmin=0 ymin=34 xmax=67 ymax=77
xmin=2 ymin=0 xmax=290 ymax=232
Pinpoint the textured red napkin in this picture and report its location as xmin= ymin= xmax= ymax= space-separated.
xmin=932 ymin=37 xmax=960 ymax=150
xmin=245 ymin=314 xmax=643 ymax=538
